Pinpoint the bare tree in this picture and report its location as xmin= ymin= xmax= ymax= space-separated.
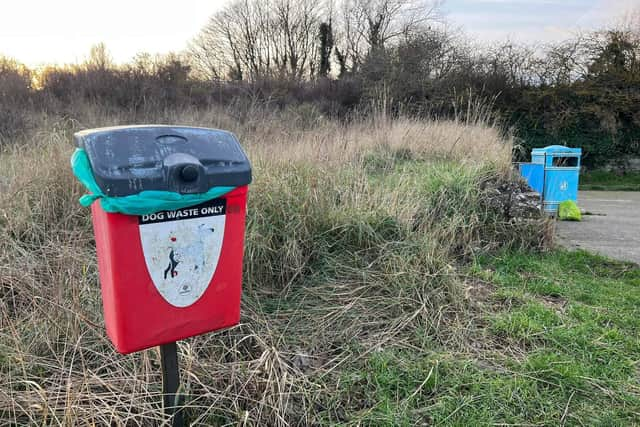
xmin=85 ymin=43 xmax=113 ymax=71
xmin=534 ymin=36 xmax=589 ymax=86
xmin=189 ymin=0 xmax=322 ymax=81
xmin=333 ymin=0 xmax=442 ymax=73
xmin=188 ymin=0 xmax=441 ymax=80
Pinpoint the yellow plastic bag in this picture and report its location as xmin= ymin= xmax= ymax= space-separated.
xmin=558 ymin=200 xmax=581 ymax=221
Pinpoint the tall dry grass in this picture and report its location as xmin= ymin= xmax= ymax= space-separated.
xmin=0 ymin=104 xmax=547 ymax=425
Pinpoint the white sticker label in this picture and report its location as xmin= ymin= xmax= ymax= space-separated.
xmin=138 ymin=199 xmax=226 ymax=308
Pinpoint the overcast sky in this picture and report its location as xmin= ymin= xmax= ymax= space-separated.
xmin=0 ymin=0 xmax=636 ymax=66
xmin=444 ymin=0 xmax=637 ymax=44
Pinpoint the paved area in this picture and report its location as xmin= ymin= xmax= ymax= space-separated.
xmin=556 ymin=191 xmax=640 ymax=264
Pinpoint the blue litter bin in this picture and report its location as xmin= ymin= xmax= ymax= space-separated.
xmin=519 ymin=145 xmax=582 ymax=214
xmin=519 ymin=163 xmax=544 ymax=194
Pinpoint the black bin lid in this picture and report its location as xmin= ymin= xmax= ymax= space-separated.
xmin=75 ymin=125 xmax=252 ymax=197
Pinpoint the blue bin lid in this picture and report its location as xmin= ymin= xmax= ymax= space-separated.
xmin=532 ymin=145 xmax=581 ymax=156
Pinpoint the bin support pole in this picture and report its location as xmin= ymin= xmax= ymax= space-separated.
xmin=160 ymin=342 xmax=185 ymax=427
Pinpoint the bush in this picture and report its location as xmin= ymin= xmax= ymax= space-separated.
xmin=0 ymin=57 xmax=33 ymax=141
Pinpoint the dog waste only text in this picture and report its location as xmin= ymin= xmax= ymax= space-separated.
xmin=139 ymin=199 xmax=226 ymax=225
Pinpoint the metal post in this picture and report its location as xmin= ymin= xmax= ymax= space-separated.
xmin=160 ymin=342 xmax=185 ymax=427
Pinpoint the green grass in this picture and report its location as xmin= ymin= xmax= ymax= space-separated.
xmin=3 ymin=109 xmax=637 ymax=425
xmin=0 ymin=112 xmax=542 ymax=425
xmin=326 ymin=250 xmax=640 ymax=425
xmin=580 ymin=170 xmax=640 ymax=191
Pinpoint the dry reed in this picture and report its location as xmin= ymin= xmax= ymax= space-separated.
xmin=0 ymin=103 xmax=547 ymax=426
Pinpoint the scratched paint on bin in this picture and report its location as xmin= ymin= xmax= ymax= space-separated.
xmin=138 ymin=199 xmax=226 ymax=307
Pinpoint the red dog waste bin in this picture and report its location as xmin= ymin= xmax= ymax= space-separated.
xmin=74 ymin=126 xmax=252 ymax=354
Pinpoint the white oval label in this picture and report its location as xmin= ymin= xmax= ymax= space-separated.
xmin=138 ymin=199 xmax=226 ymax=307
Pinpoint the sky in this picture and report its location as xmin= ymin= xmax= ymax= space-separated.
xmin=0 ymin=0 xmax=637 ymax=66
xmin=0 ymin=0 xmax=224 ymax=66
xmin=444 ymin=0 xmax=638 ymax=44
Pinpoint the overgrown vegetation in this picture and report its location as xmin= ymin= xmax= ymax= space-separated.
xmin=0 ymin=104 xmax=555 ymax=425
xmin=1 ymin=106 xmax=638 ymax=425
